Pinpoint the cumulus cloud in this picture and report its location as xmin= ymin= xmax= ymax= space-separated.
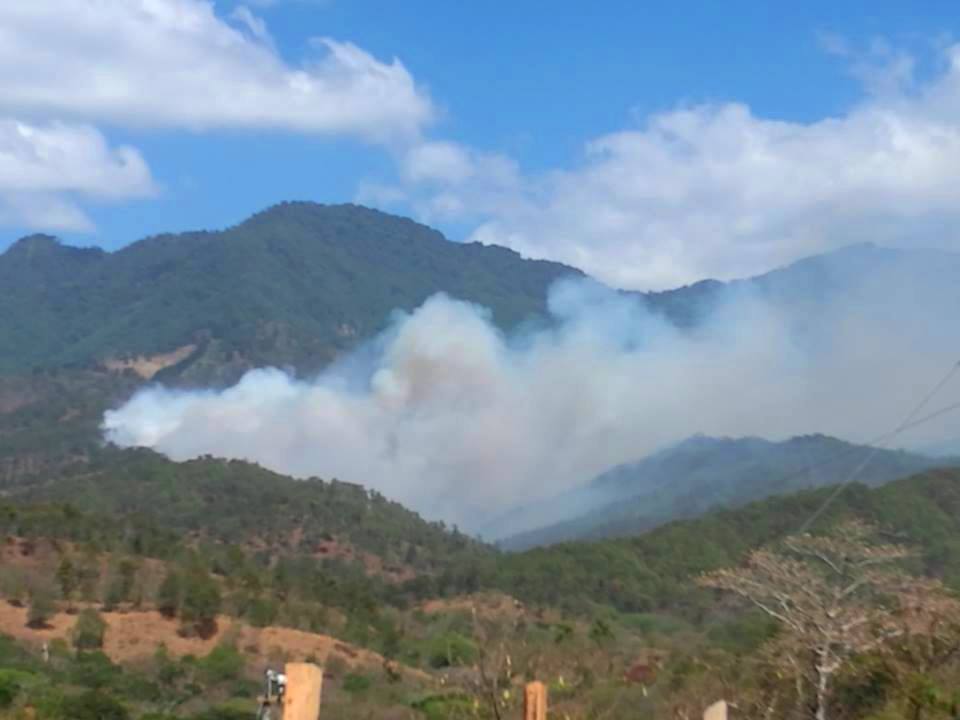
xmin=0 ymin=0 xmax=432 ymax=142
xmin=103 ymin=254 xmax=960 ymax=534
xmin=381 ymin=44 xmax=960 ymax=290
xmin=0 ymin=119 xmax=155 ymax=231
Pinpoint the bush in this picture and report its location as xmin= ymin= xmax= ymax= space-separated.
xmin=245 ymin=597 xmax=277 ymax=628
xmin=0 ymin=568 xmax=27 ymax=606
xmin=186 ymin=707 xmax=251 ymax=720
xmin=72 ymin=609 xmax=107 ymax=651
xmin=26 ymin=587 xmax=57 ymax=629
xmin=198 ymin=644 xmax=244 ymax=685
xmin=426 ymin=632 xmax=477 ymax=669
xmin=70 ymin=651 xmax=121 ymax=690
xmin=342 ymin=673 xmax=372 ymax=694
xmin=70 ymin=690 xmax=129 ymax=720
xmin=0 ymin=673 xmax=18 ymax=709
xmin=180 ymin=572 xmax=221 ymax=639
xmin=156 ymin=571 xmax=181 ymax=618
xmin=411 ymin=692 xmax=475 ymax=720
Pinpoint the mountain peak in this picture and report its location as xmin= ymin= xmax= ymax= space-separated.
xmin=4 ymin=233 xmax=62 ymax=257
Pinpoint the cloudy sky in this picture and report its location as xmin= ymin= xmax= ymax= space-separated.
xmin=3 ymin=1 xmax=960 ymax=288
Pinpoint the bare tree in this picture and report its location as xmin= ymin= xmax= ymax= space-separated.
xmin=699 ymin=521 xmax=944 ymax=720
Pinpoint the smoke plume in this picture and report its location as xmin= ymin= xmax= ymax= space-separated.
xmin=103 ymin=248 xmax=960 ymax=535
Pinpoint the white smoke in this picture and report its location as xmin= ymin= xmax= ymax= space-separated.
xmin=103 ymin=253 xmax=960 ymax=534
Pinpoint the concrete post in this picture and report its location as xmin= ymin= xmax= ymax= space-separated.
xmin=283 ymin=663 xmax=324 ymax=720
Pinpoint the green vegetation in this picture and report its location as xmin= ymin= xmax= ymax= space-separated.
xmin=503 ymin=433 xmax=948 ymax=549
xmin=1 ymin=467 xmax=960 ymax=718
xmin=16 ymin=447 xmax=490 ymax=573
xmin=487 ymin=468 xmax=960 ymax=616
xmin=73 ymin=609 xmax=108 ymax=651
xmin=0 ymin=204 xmax=579 ymax=379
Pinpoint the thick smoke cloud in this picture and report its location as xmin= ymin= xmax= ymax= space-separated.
xmin=103 ymin=254 xmax=960 ymax=535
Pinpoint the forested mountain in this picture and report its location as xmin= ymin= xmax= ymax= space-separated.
xmin=3 ymin=204 xmax=956 ymax=495
xmin=11 ymin=447 xmax=488 ymax=572
xmin=490 ymin=466 xmax=960 ymax=614
xmin=0 ymin=202 xmax=581 ymax=381
xmin=4 ymin=203 xmax=956 ymax=387
xmin=499 ymin=434 xmax=949 ymax=549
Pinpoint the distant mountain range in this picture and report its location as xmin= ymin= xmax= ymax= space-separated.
xmin=5 ymin=201 xmax=957 ymax=385
xmin=497 ymin=433 xmax=954 ymax=550
xmin=3 ymin=201 xmax=959 ymax=530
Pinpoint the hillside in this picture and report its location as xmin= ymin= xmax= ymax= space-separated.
xmin=488 ymin=466 xmax=960 ymax=614
xmin=499 ymin=433 xmax=948 ymax=549
xmin=3 ymin=459 xmax=960 ymax=718
xmin=4 ymin=205 xmax=955 ymax=388
xmin=10 ymin=448 xmax=490 ymax=575
xmin=0 ymin=203 xmax=581 ymax=382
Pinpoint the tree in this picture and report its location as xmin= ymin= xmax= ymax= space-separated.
xmin=179 ymin=571 xmax=221 ymax=639
xmin=26 ymin=586 xmax=57 ymax=629
xmin=56 ymin=556 xmax=78 ymax=604
xmin=103 ymin=558 xmax=139 ymax=609
xmin=699 ymin=522 xmax=947 ymax=720
xmin=156 ymin=570 xmax=181 ymax=619
xmin=73 ymin=608 xmax=108 ymax=651
xmin=70 ymin=690 xmax=129 ymax=720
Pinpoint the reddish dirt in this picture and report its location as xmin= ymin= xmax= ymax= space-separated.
xmin=0 ymin=603 xmax=388 ymax=672
xmin=103 ymin=344 xmax=196 ymax=380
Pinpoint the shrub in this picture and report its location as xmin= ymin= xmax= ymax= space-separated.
xmin=411 ymin=692 xmax=475 ymax=720
xmin=426 ymin=632 xmax=477 ymax=669
xmin=70 ymin=651 xmax=121 ymax=690
xmin=186 ymin=707 xmax=251 ymax=720
xmin=26 ymin=587 xmax=57 ymax=629
xmin=198 ymin=644 xmax=244 ymax=685
xmin=70 ymin=690 xmax=129 ymax=720
xmin=72 ymin=609 xmax=107 ymax=651
xmin=0 ymin=673 xmax=18 ymax=709
xmin=179 ymin=572 xmax=221 ymax=639
xmin=342 ymin=673 xmax=371 ymax=694
xmin=245 ymin=597 xmax=277 ymax=628
xmin=156 ymin=571 xmax=181 ymax=618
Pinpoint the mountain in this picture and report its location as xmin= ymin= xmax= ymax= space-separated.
xmin=0 ymin=202 xmax=581 ymax=382
xmin=2 ymin=203 xmax=958 ymax=509
xmin=6 ymin=204 xmax=955 ymax=386
xmin=499 ymin=434 xmax=951 ymax=550
xmin=489 ymin=466 xmax=960 ymax=614
xmin=10 ymin=446 xmax=490 ymax=574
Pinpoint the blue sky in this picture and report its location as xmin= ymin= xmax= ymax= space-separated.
xmin=2 ymin=1 xmax=960 ymax=288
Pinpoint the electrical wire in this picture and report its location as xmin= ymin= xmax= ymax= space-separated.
xmin=797 ymin=360 xmax=960 ymax=533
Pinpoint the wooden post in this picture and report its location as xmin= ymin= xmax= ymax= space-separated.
xmin=524 ymin=681 xmax=547 ymax=720
xmin=703 ymin=699 xmax=728 ymax=720
xmin=283 ymin=663 xmax=324 ymax=720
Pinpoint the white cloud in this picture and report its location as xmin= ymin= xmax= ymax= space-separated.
xmin=243 ymin=0 xmax=332 ymax=7
xmin=386 ymin=44 xmax=960 ymax=289
xmin=229 ymin=5 xmax=275 ymax=49
xmin=0 ymin=120 xmax=155 ymax=231
xmin=0 ymin=0 xmax=432 ymax=142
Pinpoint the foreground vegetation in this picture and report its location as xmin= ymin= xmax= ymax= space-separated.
xmin=2 ymin=463 xmax=960 ymax=718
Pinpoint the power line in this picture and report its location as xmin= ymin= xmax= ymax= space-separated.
xmin=798 ymin=360 xmax=960 ymax=533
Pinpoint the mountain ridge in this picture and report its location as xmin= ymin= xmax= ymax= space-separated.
xmin=497 ymin=432 xmax=951 ymax=549
xmin=0 ymin=202 xmax=583 ymax=381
